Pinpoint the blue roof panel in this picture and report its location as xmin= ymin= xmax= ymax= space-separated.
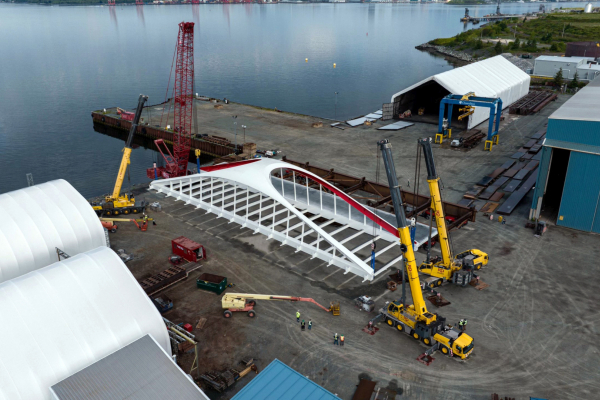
xmin=232 ymin=359 xmax=340 ymax=400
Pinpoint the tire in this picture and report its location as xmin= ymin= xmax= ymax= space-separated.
xmin=476 ymin=263 xmax=482 ymax=270
xmin=412 ymin=332 xmax=419 ymax=340
xmin=223 ymin=310 xmax=232 ymax=318
xmin=429 ymin=282 xmax=435 ymax=288
xmin=114 ymin=210 xmax=120 ymax=216
xmin=132 ymin=208 xmax=140 ymax=214
xmin=105 ymin=210 xmax=112 ymax=216
xmin=441 ymin=346 xmax=449 ymax=355
xmin=110 ymin=228 xmax=117 ymax=233
xmin=248 ymin=300 xmax=256 ymax=306
xmin=423 ymin=337 xmax=431 ymax=345
xmin=387 ymin=319 xmax=394 ymax=327
xmin=123 ymin=209 xmax=130 ymax=215
xmin=396 ymin=323 xmax=403 ymax=332
xmin=247 ymin=310 xmax=256 ymax=318
xmin=436 ymin=279 xmax=442 ymax=287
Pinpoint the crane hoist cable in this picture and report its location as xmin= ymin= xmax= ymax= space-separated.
xmin=160 ymin=38 xmax=178 ymax=128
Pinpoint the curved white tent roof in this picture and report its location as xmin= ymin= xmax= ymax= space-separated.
xmin=0 ymin=246 xmax=170 ymax=400
xmin=0 ymin=179 xmax=106 ymax=284
xmin=391 ymin=55 xmax=530 ymax=129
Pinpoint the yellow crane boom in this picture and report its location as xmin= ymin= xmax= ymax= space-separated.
xmin=378 ymin=139 xmax=434 ymax=324
xmin=91 ymin=94 xmax=148 ymax=217
xmin=376 ymin=139 xmax=475 ymax=362
xmin=417 ymin=137 xmax=489 ymax=287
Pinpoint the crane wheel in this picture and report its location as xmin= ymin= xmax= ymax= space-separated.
xmin=441 ymin=346 xmax=449 ymax=355
xmin=387 ymin=319 xmax=394 ymax=326
xmin=412 ymin=332 xmax=420 ymax=340
xmin=247 ymin=310 xmax=256 ymax=318
xmin=223 ymin=310 xmax=232 ymax=318
xmin=114 ymin=210 xmax=120 ymax=216
xmin=476 ymin=263 xmax=482 ymax=270
xmin=123 ymin=209 xmax=130 ymax=215
xmin=132 ymin=208 xmax=140 ymax=213
xmin=423 ymin=338 xmax=431 ymax=345
xmin=105 ymin=211 xmax=112 ymax=216
xmin=436 ymin=280 xmax=442 ymax=287
xmin=396 ymin=323 xmax=403 ymax=332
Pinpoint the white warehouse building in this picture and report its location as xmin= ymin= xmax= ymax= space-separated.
xmin=0 ymin=179 xmax=107 ymax=284
xmin=0 ymin=246 xmax=172 ymax=400
xmin=533 ymin=55 xmax=600 ymax=81
xmin=390 ymin=55 xmax=530 ymax=130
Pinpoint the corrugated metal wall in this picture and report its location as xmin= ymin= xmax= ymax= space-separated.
xmin=557 ymin=151 xmax=600 ymax=232
xmin=547 ymin=119 xmax=600 ymax=147
xmin=531 ymin=146 xmax=553 ymax=217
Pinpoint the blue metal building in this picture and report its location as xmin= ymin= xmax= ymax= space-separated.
xmin=232 ymin=359 xmax=341 ymax=400
xmin=530 ymin=77 xmax=600 ymax=232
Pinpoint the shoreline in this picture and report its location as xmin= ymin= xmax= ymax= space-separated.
xmin=415 ymin=42 xmax=477 ymax=64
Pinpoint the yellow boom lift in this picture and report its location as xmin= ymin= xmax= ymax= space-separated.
xmin=221 ymin=293 xmax=335 ymax=318
xmin=416 ymin=137 xmax=488 ymax=287
xmin=91 ymin=94 xmax=148 ymax=216
xmin=372 ymin=139 xmax=474 ymax=363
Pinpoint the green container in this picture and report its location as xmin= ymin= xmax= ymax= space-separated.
xmin=196 ymin=273 xmax=227 ymax=295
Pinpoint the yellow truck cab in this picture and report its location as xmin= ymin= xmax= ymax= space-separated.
xmin=381 ymin=300 xmax=474 ymax=360
xmin=455 ymin=249 xmax=488 ymax=269
xmin=433 ymin=328 xmax=475 ymax=360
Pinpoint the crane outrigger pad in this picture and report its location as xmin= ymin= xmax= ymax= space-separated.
xmin=427 ymin=294 xmax=451 ymax=307
xmin=416 ymin=353 xmax=435 ymax=366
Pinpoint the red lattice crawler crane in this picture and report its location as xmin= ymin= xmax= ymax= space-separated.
xmin=108 ymin=0 xmax=115 ymax=5
xmin=148 ymin=22 xmax=195 ymax=180
xmin=136 ymin=0 xmax=144 ymax=5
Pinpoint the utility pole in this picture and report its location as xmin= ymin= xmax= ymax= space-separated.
xmin=232 ymin=115 xmax=238 ymax=154
xmin=334 ymin=92 xmax=339 ymax=120
xmin=242 ymin=125 xmax=247 ymax=145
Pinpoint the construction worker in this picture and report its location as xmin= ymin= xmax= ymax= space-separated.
xmin=301 ymin=320 xmax=305 ymax=331
xmin=333 ymin=333 xmax=338 ymax=345
xmin=340 ymin=334 xmax=345 ymax=346
xmin=296 ymin=310 xmax=300 ymax=323
xmin=308 ymin=319 xmax=312 ymax=331
xmin=459 ymin=319 xmax=467 ymax=332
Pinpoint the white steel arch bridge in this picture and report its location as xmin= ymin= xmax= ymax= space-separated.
xmin=150 ymin=158 xmax=435 ymax=282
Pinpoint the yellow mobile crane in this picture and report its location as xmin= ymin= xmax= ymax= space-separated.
xmin=416 ymin=137 xmax=488 ymax=287
xmin=91 ymin=94 xmax=148 ymax=216
xmin=373 ymin=139 xmax=474 ymax=361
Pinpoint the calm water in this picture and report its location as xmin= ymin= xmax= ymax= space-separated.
xmin=0 ymin=2 xmax=590 ymax=197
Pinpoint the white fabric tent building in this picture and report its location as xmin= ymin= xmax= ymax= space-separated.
xmin=0 ymin=246 xmax=171 ymax=400
xmin=390 ymin=55 xmax=530 ymax=129
xmin=0 ymin=179 xmax=107 ymax=284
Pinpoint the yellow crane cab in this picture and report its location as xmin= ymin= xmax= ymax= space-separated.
xmin=455 ymin=249 xmax=488 ymax=269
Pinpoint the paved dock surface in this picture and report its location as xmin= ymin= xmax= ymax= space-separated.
xmin=107 ymin=96 xmax=600 ymax=400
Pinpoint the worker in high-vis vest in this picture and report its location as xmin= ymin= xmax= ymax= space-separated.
xmin=308 ymin=320 xmax=312 ymax=331
xmin=340 ymin=334 xmax=345 ymax=346
xmin=333 ymin=333 xmax=339 ymax=345
xmin=459 ymin=319 xmax=467 ymax=332
xmin=296 ymin=310 xmax=300 ymax=323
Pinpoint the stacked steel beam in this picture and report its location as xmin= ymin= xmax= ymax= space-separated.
xmin=509 ymin=91 xmax=556 ymax=115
